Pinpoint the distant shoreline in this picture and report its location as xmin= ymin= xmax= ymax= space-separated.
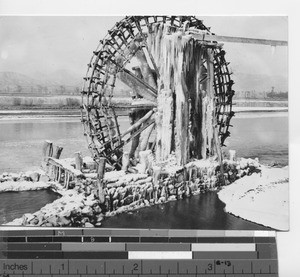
xmin=0 ymin=106 xmax=288 ymax=120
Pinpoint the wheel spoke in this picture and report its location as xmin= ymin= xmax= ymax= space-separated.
xmin=121 ymin=109 xmax=155 ymax=138
xmin=117 ymin=68 xmax=157 ymax=101
xmin=141 ymin=45 xmax=160 ymax=78
xmin=81 ymin=16 xmax=234 ymax=167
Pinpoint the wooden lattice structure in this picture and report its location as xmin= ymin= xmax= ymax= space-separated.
xmin=81 ymin=16 xmax=235 ymax=169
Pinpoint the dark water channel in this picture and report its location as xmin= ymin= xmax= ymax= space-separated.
xmin=102 ymin=191 xmax=270 ymax=230
xmin=0 ymin=189 xmax=60 ymax=224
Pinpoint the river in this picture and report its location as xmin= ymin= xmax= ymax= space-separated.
xmin=0 ymin=112 xmax=288 ymax=173
xmin=0 ymin=112 xmax=288 ymax=228
xmin=102 ymin=191 xmax=270 ymax=230
xmin=0 ymin=190 xmax=60 ymax=224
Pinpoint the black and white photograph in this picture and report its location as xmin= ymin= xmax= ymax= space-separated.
xmin=0 ymin=16 xmax=288 ymax=230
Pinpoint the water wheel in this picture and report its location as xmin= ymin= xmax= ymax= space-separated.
xmin=81 ymin=16 xmax=234 ymax=170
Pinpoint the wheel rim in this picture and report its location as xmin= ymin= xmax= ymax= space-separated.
xmin=81 ymin=16 xmax=234 ymax=169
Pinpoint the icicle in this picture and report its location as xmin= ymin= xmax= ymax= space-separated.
xmin=147 ymin=22 xmax=217 ymax=165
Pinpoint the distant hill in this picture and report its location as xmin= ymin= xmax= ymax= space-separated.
xmin=0 ymin=71 xmax=131 ymax=97
xmin=34 ymin=69 xmax=82 ymax=87
xmin=0 ymin=70 xmax=287 ymax=99
xmin=0 ymin=71 xmax=76 ymax=95
xmin=0 ymin=72 xmax=39 ymax=87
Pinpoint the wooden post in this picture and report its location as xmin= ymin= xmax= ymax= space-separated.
xmin=54 ymin=166 xmax=59 ymax=181
xmin=42 ymin=140 xmax=53 ymax=160
xmin=58 ymin=167 xmax=62 ymax=183
xmin=229 ymin=150 xmax=236 ymax=161
xmin=138 ymin=150 xmax=151 ymax=174
xmin=97 ymin=157 xmax=106 ymax=204
xmin=174 ymin=73 xmax=189 ymax=165
xmin=121 ymin=152 xmax=130 ymax=171
xmin=188 ymin=46 xmax=205 ymax=159
xmin=139 ymin=123 xmax=155 ymax=152
xmin=74 ymin=152 xmax=83 ymax=171
xmin=152 ymin=166 xmax=161 ymax=203
xmin=153 ymin=166 xmax=161 ymax=186
xmin=156 ymin=89 xmax=174 ymax=162
xmin=53 ymin=146 xmax=63 ymax=159
xmin=66 ymin=172 xmax=70 ymax=189
xmin=122 ymin=110 xmax=154 ymax=138
xmin=135 ymin=49 xmax=158 ymax=90
xmin=63 ymin=170 xmax=67 ymax=188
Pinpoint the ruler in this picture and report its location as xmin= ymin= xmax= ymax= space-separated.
xmin=0 ymin=228 xmax=278 ymax=277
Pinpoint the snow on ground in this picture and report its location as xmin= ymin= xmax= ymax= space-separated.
xmin=0 ymin=181 xmax=50 ymax=192
xmin=218 ymin=166 xmax=289 ymax=231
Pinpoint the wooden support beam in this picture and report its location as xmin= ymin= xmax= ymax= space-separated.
xmin=191 ymin=33 xmax=288 ymax=46
xmin=121 ymin=118 xmax=156 ymax=147
xmin=141 ymin=46 xmax=160 ymax=78
xmin=110 ymin=98 xmax=156 ymax=109
xmin=121 ymin=109 xmax=155 ymax=138
xmin=47 ymin=157 xmax=83 ymax=177
xmin=97 ymin=157 xmax=106 ymax=204
xmin=144 ymin=30 xmax=287 ymax=46
xmin=117 ymin=68 xmax=157 ymax=102
xmin=135 ymin=49 xmax=158 ymax=89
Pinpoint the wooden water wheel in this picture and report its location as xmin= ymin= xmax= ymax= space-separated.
xmin=81 ymin=16 xmax=234 ymax=170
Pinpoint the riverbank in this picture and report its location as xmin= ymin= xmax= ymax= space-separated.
xmin=0 ymin=106 xmax=288 ymax=120
xmin=1 ymin=153 xmax=288 ymax=230
xmin=0 ymin=168 xmax=104 ymax=227
xmin=218 ymin=164 xmax=289 ymax=231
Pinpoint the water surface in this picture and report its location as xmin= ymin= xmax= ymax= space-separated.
xmin=0 ymin=112 xmax=288 ymax=229
xmin=226 ymin=112 xmax=288 ymax=165
xmin=0 ymin=112 xmax=288 ymax=172
xmin=103 ymin=191 xmax=270 ymax=230
xmin=0 ymin=189 xmax=60 ymax=224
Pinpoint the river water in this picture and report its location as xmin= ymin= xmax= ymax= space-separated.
xmin=0 ymin=190 xmax=60 ymax=224
xmin=0 ymin=112 xmax=288 ymax=228
xmin=102 ymin=191 xmax=270 ymax=230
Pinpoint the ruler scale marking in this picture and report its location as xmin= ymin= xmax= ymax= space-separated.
xmin=0 ymin=229 xmax=278 ymax=276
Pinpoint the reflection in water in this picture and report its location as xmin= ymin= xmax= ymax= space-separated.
xmin=103 ymin=192 xmax=270 ymax=230
xmin=0 ymin=190 xmax=60 ymax=224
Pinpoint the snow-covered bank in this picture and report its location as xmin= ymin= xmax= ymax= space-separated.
xmin=218 ymin=166 xmax=289 ymax=231
xmin=0 ymin=170 xmax=52 ymax=192
xmin=0 ymin=181 xmax=50 ymax=192
xmin=1 ymin=152 xmax=289 ymax=230
xmin=5 ymin=189 xmax=103 ymax=227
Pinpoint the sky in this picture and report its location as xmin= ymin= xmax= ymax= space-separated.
xmin=0 ymin=16 xmax=288 ymax=85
